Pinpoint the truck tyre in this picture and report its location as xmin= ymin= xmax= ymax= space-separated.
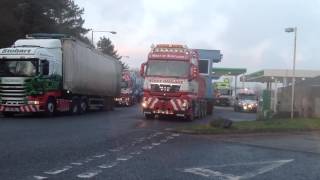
xmin=45 ymin=98 xmax=56 ymax=117
xmin=70 ymin=97 xmax=80 ymax=115
xmin=186 ymin=113 xmax=194 ymax=121
xmin=145 ymin=114 xmax=154 ymax=120
xmin=2 ymin=112 xmax=15 ymax=117
xmin=79 ymin=98 xmax=88 ymax=114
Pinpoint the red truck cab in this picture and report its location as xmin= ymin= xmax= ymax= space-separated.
xmin=140 ymin=44 xmax=207 ymax=120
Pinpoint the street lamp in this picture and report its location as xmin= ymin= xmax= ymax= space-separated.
xmin=90 ymin=29 xmax=117 ymax=47
xmin=285 ymin=27 xmax=297 ymax=119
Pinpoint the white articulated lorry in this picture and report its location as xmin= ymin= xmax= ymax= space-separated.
xmin=0 ymin=33 xmax=122 ymax=116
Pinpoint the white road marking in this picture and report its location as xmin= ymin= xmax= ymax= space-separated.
xmin=160 ymin=139 xmax=168 ymax=143
xmin=239 ymin=159 xmax=294 ymax=179
xmin=155 ymin=132 xmax=164 ymax=135
xmin=171 ymin=133 xmax=180 ymax=137
xmin=181 ymin=159 xmax=294 ymax=180
xmin=117 ymin=155 xmax=133 ymax=161
xmin=77 ymin=169 xmax=102 ymax=179
xmin=152 ymin=143 xmax=161 ymax=146
xmin=44 ymin=166 xmax=72 ymax=175
xmin=98 ymin=162 xmax=118 ymax=169
xmin=84 ymin=158 xmax=94 ymax=163
xmin=33 ymin=175 xmax=48 ymax=179
xmin=142 ymin=145 xmax=153 ymax=150
xmin=71 ymin=162 xmax=83 ymax=166
xmin=109 ymin=147 xmax=123 ymax=152
xmin=166 ymin=136 xmax=174 ymax=140
xmin=93 ymin=154 xmax=106 ymax=158
xmin=130 ymin=151 xmax=142 ymax=155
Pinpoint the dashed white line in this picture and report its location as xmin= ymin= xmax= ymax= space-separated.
xmin=109 ymin=147 xmax=123 ymax=152
xmin=93 ymin=154 xmax=106 ymax=158
xmin=84 ymin=158 xmax=94 ymax=163
xmin=44 ymin=166 xmax=72 ymax=175
xmin=130 ymin=151 xmax=142 ymax=155
xmin=33 ymin=175 xmax=48 ymax=180
xmin=142 ymin=145 xmax=153 ymax=150
xmin=152 ymin=143 xmax=161 ymax=146
xmin=117 ymin=155 xmax=133 ymax=161
xmin=160 ymin=139 xmax=168 ymax=143
xmin=171 ymin=133 xmax=180 ymax=137
xmin=77 ymin=169 xmax=102 ymax=179
xmin=71 ymin=162 xmax=83 ymax=166
xmin=98 ymin=162 xmax=118 ymax=169
xmin=166 ymin=136 xmax=174 ymax=140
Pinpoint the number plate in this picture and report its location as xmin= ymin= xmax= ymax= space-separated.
xmin=5 ymin=107 xmax=19 ymax=112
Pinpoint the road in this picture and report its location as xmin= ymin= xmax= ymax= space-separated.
xmin=0 ymin=106 xmax=319 ymax=180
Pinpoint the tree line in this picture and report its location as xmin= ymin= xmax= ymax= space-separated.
xmin=0 ymin=0 xmax=125 ymax=67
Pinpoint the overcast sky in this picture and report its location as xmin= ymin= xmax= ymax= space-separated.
xmin=75 ymin=0 xmax=320 ymax=72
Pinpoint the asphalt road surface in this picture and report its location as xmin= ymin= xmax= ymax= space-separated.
xmin=0 ymin=106 xmax=319 ymax=180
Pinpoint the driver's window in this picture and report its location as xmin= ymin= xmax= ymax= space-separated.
xmin=41 ymin=60 xmax=49 ymax=76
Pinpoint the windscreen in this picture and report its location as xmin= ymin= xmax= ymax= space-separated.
xmin=146 ymin=60 xmax=189 ymax=77
xmin=0 ymin=59 xmax=38 ymax=77
xmin=239 ymin=94 xmax=256 ymax=100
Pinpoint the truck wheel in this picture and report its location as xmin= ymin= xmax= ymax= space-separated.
xmin=46 ymin=98 xmax=56 ymax=117
xmin=79 ymin=98 xmax=88 ymax=114
xmin=186 ymin=113 xmax=194 ymax=121
xmin=145 ymin=114 xmax=154 ymax=120
xmin=2 ymin=112 xmax=15 ymax=117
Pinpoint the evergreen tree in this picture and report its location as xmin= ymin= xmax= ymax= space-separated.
xmin=97 ymin=36 xmax=129 ymax=69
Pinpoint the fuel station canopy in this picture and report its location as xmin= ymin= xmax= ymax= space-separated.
xmin=212 ymin=67 xmax=247 ymax=79
xmin=240 ymin=69 xmax=320 ymax=84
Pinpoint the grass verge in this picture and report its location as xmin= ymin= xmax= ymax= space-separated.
xmin=176 ymin=118 xmax=320 ymax=134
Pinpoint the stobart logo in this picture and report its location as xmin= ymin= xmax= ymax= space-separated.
xmin=1 ymin=48 xmax=32 ymax=54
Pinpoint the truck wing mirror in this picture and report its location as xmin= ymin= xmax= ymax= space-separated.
xmin=140 ymin=63 xmax=146 ymax=77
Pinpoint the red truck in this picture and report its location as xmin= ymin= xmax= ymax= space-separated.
xmin=139 ymin=44 xmax=211 ymax=120
xmin=114 ymin=70 xmax=143 ymax=106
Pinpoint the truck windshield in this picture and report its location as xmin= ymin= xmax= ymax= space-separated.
xmin=146 ymin=60 xmax=189 ymax=77
xmin=0 ymin=59 xmax=38 ymax=77
xmin=239 ymin=94 xmax=256 ymax=100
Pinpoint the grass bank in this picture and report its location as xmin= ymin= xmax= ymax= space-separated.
xmin=176 ymin=118 xmax=320 ymax=134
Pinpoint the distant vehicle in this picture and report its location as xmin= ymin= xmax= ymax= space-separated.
xmin=234 ymin=88 xmax=258 ymax=112
xmin=0 ymin=33 xmax=122 ymax=117
xmin=114 ymin=70 xmax=143 ymax=106
xmin=214 ymin=78 xmax=232 ymax=106
xmin=139 ymin=44 xmax=214 ymax=120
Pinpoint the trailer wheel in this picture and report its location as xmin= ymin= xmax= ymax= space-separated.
xmin=79 ymin=98 xmax=88 ymax=114
xmin=70 ymin=97 xmax=80 ymax=115
xmin=2 ymin=112 xmax=15 ymax=117
xmin=45 ymin=98 xmax=56 ymax=116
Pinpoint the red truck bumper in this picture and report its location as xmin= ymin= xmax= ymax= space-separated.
xmin=0 ymin=105 xmax=40 ymax=113
xmin=142 ymin=97 xmax=189 ymax=117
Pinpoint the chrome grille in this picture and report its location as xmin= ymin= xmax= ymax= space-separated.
xmin=0 ymin=83 xmax=26 ymax=105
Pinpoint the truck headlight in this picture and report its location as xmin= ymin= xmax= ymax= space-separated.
xmin=182 ymin=102 xmax=188 ymax=108
xmin=28 ymin=100 xmax=39 ymax=105
xmin=142 ymin=101 xmax=147 ymax=108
